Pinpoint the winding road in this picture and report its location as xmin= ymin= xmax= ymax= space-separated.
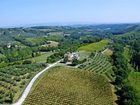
xmin=12 ymin=60 xmax=61 ymax=105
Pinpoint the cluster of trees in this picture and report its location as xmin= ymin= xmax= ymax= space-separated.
xmin=112 ymin=44 xmax=139 ymax=105
xmin=39 ymin=46 xmax=57 ymax=52
xmin=0 ymin=45 xmax=43 ymax=64
xmin=14 ymin=35 xmax=49 ymax=46
xmin=46 ymin=52 xmax=64 ymax=63
xmin=0 ymin=47 xmax=32 ymax=62
xmin=14 ymin=36 xmax=34 ymax=47
xmin=131 ymin=40 xmax=140 ymax=71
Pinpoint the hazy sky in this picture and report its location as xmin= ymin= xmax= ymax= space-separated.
xmin=0 ymin=0 xmax=140 ymax=27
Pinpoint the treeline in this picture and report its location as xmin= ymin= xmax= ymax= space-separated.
xmin=0 ymin=47 xmax=31 ymax=63
xmin=0 ymin=46 xmax=42 ymax=64
xmin=14 ymin=36 xmax=48 ymax=47
xmin=112 ymin=44 xmax=139 ymax=105
xmin=46 ymin=52 xmax=63 ymax=63
xmin=111 ymin=29 xmax=140 ymax=71
xmin=14 ymin=36 xmax=34 ymax=47
xmin=131 ymin=40 xmax=140 ymax=71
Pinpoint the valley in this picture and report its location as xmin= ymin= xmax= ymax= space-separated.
xmin=0 ymin=24 xmax=140 ymax=105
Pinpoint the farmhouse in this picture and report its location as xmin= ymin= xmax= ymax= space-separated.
xmin=64 ymin=52 xmax=79 ymax=64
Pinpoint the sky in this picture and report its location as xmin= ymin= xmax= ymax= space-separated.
xmin=0 ymin=0 xmax=140 ymax=27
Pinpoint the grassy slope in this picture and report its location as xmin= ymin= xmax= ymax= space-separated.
xmin=27 ymin=52 xmax=53 ymax=63
xmin=78 ymin=40 xmax=109 ymax=52
xmin=24 ymin=66 xmax=114 ymax=105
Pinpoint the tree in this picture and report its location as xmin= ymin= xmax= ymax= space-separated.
xmin=71 ymin=59 xmax=79 ymax=66
xmin=118 ymin=85 xmax=139 ymax=105
xmin=23 ymin=60 xmax=32 ymax=64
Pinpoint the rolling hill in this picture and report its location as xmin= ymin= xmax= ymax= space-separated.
xmin=24 ymin=66 xmax=115 ymax=105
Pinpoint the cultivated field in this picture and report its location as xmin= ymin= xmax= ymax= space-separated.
xmin=78 ymin=40 xmax=109 ymax=52
xmin=0 ymin=64 xmax=46 ymax=104
xmin=79 ymin=52 xmax=114 ymax=81
xmin=24 ymin=66 xmax=114 ymax=105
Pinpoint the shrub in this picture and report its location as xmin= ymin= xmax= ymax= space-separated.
xmin=23 ymin=60 xmax=32 ymax=64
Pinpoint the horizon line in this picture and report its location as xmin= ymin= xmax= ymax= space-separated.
xmin=0 ymin=22 xmax=140 ymax=28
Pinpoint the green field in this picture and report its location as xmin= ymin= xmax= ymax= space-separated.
xmin=24 ymin=66 xmax=114 ymax=105
xmin=27 ymin=52 xmax=53 ymax=63
xmin=78 ymin=40 xmax=109 ymax=52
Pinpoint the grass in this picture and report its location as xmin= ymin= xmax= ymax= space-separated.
xmin=5 ymin=52 xmax=53 ymax=66
xmin=77 ymin=51 xmax=91 ymax=61
xmin=78 ymin=40 xmax=109 ymax=52
xmin=102 ymin=48 xmax=113 ymax=56
xmin=27 ymin=52 xmax=53 ymax=63
xmin=24 ymin=66 xmax=114 ymax=105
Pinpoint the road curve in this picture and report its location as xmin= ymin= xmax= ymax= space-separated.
xmin=12 ymin=60 xmax=61 ymax=105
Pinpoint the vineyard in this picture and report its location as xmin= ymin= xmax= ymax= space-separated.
xmin=0 ymin=64 xmax=46 ymax=104
xmin=79 ymin=52 xmax=114 ymax=81
xmin=24 ymin=66 xmax=114 ymax=105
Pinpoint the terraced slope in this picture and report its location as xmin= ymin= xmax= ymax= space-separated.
xmin=81 ymin=53 xmax=114 ymax=81
xmin=24 ymin=66 xmax=114 ymax=105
